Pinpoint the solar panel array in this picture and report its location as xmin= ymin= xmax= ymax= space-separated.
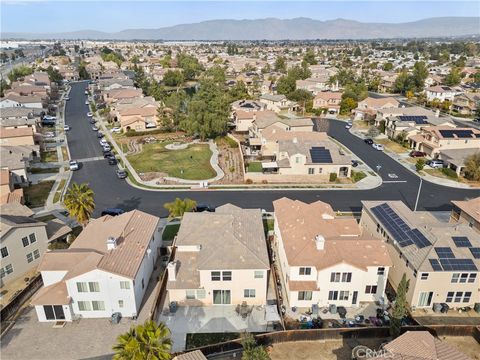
xmin=439 ymin=129 xmax=474 ymax=138
xmin=435 ymin=247 xmax=455 ymax=258
xmin=470 ymin=248 xmax=480 ymax=259
xmin=439 ymin=258 xmax=477 ymax=271
xmin=429 ymin=259 xmax=443 ymax=271
xmin=371 ymin=203 xmax=431 ymax=248
xmin=452 ymin=236 xmax=472 ymax=248
xmin=309 ymin=147 xmax=332 ymax=164
xmin=398 ymin=115 xmax=428 ymax=124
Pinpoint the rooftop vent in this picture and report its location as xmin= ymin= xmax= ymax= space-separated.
xmin=106 ymin=236 xmax=117 ymax=250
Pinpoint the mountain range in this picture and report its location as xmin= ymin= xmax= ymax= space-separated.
xmin=3 ymin=17 xmax=479 ymax=41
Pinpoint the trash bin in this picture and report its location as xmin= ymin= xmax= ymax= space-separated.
xmin=169 ymin=301 xmax=177 ymax=313
xmin=474 ymin=303 xmax=480 ymax=313
xmin=329 ymin=304 xmax=337 ymax=314
xmin=312 ymin=304 xmax=319 ymax=317
xmin=432 ymin=303 xmax=442 ymax=313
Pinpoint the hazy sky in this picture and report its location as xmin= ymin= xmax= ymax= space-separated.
xmin=1 ymin=1 xmax=479 ymax=33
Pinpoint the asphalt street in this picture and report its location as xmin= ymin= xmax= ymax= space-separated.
xmin=66 ymin=82 xmax=480 ymax=217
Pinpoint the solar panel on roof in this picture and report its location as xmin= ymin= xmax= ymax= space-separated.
xmin=435 ymin=247 xmax=455 ymax=259
xmin=398 ymin=115 xmax=428 ymax=124
xmin=470 ymin=247 xmax=480 ymax=259
xmin=429 ymin=259 xmax=443 ymax=271
xmin=439 ymin=129 xmax=474 ymax=138
xmin=439 ymin=258 xmax=477 ymax=271
xmin=309 ymin=147 xmax=332 ymax=164
xmin=452 ymin=236 xmax=472 ymax=248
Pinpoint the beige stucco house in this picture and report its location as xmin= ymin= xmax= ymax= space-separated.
xmin=0 ymin=127 xmax=35 ymax=147
xmin=312 ymin=92 xmax=342 ymax=113
xmin=450 ymin=197 xmax=480 ymax=234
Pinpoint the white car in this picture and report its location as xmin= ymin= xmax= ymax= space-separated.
xmin=64 ymin=125 xmax=70 ymax=131
xmin=44 ymin=132 xmax=55 ymax=138
xmin=372 ymin=143 xmax=384 ymax=151
xmin=87 ymin=112 xmax=93 ymax=117
xmin=64 ymin=97 xmax=70 ymax=101
xmin=100 ymin=139 xmax=108 ymax=146
xmin=345 ymin=123 xmax=352 ymax=129
xmin=85 ymin=100 xmax=89 ymax=105
xmin=110 ymin=127 xmax=121 ymax=133
xmin=43 ymin=115 xmax=57 ymax=121
xmin=69 ymin=160 xmax=79 ymax=171
xmin=102 ymin=144 xmax=111 ymax=152
xmin=84 ymin=90 xmax=88 ymax=95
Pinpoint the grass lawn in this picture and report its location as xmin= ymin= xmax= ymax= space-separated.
xmin=247 ymin=161 xmax=263 ymax=173
xmin=375 ymin=139 xmax=409 ymax=154
xmin=185 ymin=333 xmax=241 ymax=350
xmin=40 ymin=151 xmax=58 ymax=163
xmin=24 ymin=181 xmax=55 ymax=208
xmin=162 ymin=224 xmax=180 ymax=241
xmin=61 ymin=146 xmax=69 ymax=161
xmin=127 ymin=143 xmax=216 ymax=180
xmin=29 ymin=167 xmax=60 ymax=174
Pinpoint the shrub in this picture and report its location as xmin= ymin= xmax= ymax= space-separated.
xmin=415 ymin=159 xmax=425 ymax=172
xmin=351 ymin=170 xmax=367 ymax=182
xmin=125 ymin=128 xmax=166 ymax=137
xmin=367 ymin=126 xmax=380 ymax=138
xmin=441 ymin=167 xmax=458 ymax=179
xmin=329 ymin=173 xmax=338 ymax=182
xmin=229 ymin=166 xmax=235 ymax=173
xmin=261 ymin=180 xmax=268 ymax=184
xmin=245 ymin=179 xmax=253 ymax=184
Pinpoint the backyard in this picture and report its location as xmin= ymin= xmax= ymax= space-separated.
xmin=23 ymin=181 xmax=55 ymax=208
xmin=127 ymin=142 xmax=216 ymax=180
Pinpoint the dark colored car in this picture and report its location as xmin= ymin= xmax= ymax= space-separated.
xmin=103 ymin=151 xmax=113 ymax=158
xmin=108 ymin=157 xmax=117 ymax=165
xmin=116 ymin=169 xmax=127 ymax=179
xmin=101 ymin=208 xmax=125 ymax=217
xmin=351 ymin=160 xmax=359 ymax=167
xmin=89 ymin=119 xmax=96 ymax=124
xmin=97 ymin=132 xmax=104 ymax=138
xmin=409 ymin=151 xmax=426 ymax=158
xmin=194 ymin=204 xmax=215 ymax=212
xmin=364 ymin=138 xmax=374 ymax=145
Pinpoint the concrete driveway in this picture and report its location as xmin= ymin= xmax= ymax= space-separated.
xmin=159 ymin=305 xmax=269 ymax=352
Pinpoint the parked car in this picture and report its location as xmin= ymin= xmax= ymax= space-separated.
xmin=103 ymin=151 xmax=114 ymax=158
xmin=100 ymin=139 xmax=108 ymax=146
xmin=41 ymin=119 xmax=56 ymax=126
xmin=110 ymin=127 xmax=121 ymax=133
xmin=345 ymin=122 xmax=352 ymax=129
xmin=351 ymin=160 xmax=359 ymax=167
xmin=87 ymin=112 xmax=93 ymax=117
xmin=97 ymin=132 xmax=104 ymax=138
xmin=64 ymin=125 xmax=70 ymax=131
xmin=44 ymin=131 xmax=55 ymax=138
xmin=108 ymin=157 xmax=118 ymax=165
xmin=372 ymin=143 xmax=384 ymax=151
xmin=43 ymin=115 xmax=57 ymax=121
xmin=102 ymin=145 xmax=111 ymax=152
xmin=91 ymin=126 xmax=99 ymax=131
xmin=85 ymin=100 xmax=89 ymax=105
xmin=69 ymin=160 xmax=79 ymax=171
xmin=364 ymin=138 xmax=374 ymax=145
xmin=101 ymin=208 xmax=125 ymax=217
xmin=89 ymin=118 xmax=96 ymax=124
xmin=194 ymin=204 xmax=215 ymax=212
xmin=426 ymin=159 xmax=444 ymax=169
xmin=409 ymin=151 xmax=425 ymax=158
xmin=116 ymin=169 xmax=127 ymax=179
xmin=84 ymin=90 xmax=88 ymax=95
xmin=64 ymin=97 xmax=70 ymax=101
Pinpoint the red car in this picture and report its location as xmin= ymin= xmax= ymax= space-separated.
xmin=409 ymin=151 xmax=426 ymax=158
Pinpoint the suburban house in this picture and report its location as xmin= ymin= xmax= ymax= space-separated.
xmin=0 ymin=127 xmax=36 ymax=147
xmin=0 ymin=145 xmax=39 ymax=185
xmin=312 ymin=92 xmax=342 ymax=113
xmin=375 ymin=106 xmax=437 ymax=124
xmin=425 ymin=85 xmax=457 ymax=102
xmin=0 ymin=169 xmax=24 ymax=205
xmin=450 ymin=197 xmax=480 ymax=234
xmin=273 ymin=198 xmax=392 ymax=309
xmin=103 ymin=88 xmax=143 ymax=105
xmin=259 ymin=94 xmax=298 ymax=113
xmin=354 ymin=97 xmax=400 ymax=120
xmin=296 ymin=77 xmax=334 ymax=95
xmin=384 ymin=115 xmax=453 ymax=140
xmin=0 ymin=212 xmax=70 ymax=288
xmin=0 ymin=94 xmax=44 ymax=109
xmin=117 ymin=106 xmax=159 ymax=132
xmin=166 ymin=204 xmax=270 ymax=307
xmin=361 ymin=200 xmax=479 ymax=309
xmin=231 ymin=99 xmax=266 ymax=113
xmin=378 ymin=74 xmax=398 ymax=93
xmin=452 ymin=92 xmax=480 ymax=115
xmin=31 ymin=210 xmax=162 ymax=322
xmin=0 ymin=107 xmax=39 ymax=133
xmin=6 ymin=83 xmax=49 ymax=98
xmin=24 ymin=72 xmax=51 ymax=88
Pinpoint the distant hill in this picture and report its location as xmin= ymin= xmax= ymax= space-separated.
xmin=3 ymin=17 xmax=479 ymax=40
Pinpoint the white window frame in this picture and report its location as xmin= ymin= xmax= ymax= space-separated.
xmin=300 ymin=267 xmax=311 ymax=276
xmin=211 ymin=271 xmax=221 ymax=281
xmin=421 ymin=273 xmax=429 ymax=280
xmin=78 ymin=301 xmax=91 ymax=311
xmin=244 ymin=289 xmax=256 ymax=298
xmin=92 ymin=301 xmax=105 ymax=311
xmin=120 ymin=281 xmax=130 ymax=289
xmin=88 ymin=282 xmax=100 ymax=292
xmin=298 ymin=291 xmax=312 ymax=301
xmin=254 ymin=271 xmax=264 ymax=279
xmin=186 ymin=290 xmax=196 ymax=300
xmin=1 ymin=246 xmax=9 ymax=258
xmin=76 ymin=282 xmax=89 ymax=293
xmin=222 ymin=271 xmax=232 ymax=281
xmin=26 ymin=252 xmax=34 ymax=263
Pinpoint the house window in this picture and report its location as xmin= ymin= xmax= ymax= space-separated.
xmin=451 ymin=273 xmax=460 ymax=283
xmin=118 ymin=300 xmax=124 ymax=308
xmin=377 ymin=267 xmax=385 ymax=275
xmin=459 ymin=273 xmax=469 ymax=283
xmin=308 ymin=168 xmax=314 ymax=175
xmin=342 ymin=273 xmax=352 ymax=283
xmin=454 ymin=292 xmax=463 ymax=303
xmin=463 ymin=292 xmax=472 ymax=303
xmin=196 ymin=289 xmax=206 ymax=299
xmin=33 ymin=249 xmax=40 ymax=259
xmin=330 ymin=272 xmax=341 ymax=282
xmin=76 ymin=282 xmax=89 ymax=293
xmin=78 ymin=301 xmax=91 ymax=311
xmin=92 ymin=301 xmax=105 ymax=311
xmin=468 ymin=274 xmax=477 ymax=283
xmin=328 ymin=291 xmax=338 ymax=300
xmin=29 ymin=233 xmax=37 ymax=244
xmin=298 ymin=291 xmax=312 ymax=301
xmin=446 ymin=291 xmax=454 ymax=302
xmin=186 ymin=290 xmax=196 ymax=300
xmin=211 ymin=271 xmax=221 ymax=281
xmin=254 ymin=271 xmax=263 ymax=279
xmin=365 ymin=285 xmax=377 ymax=294
xmin=339 ymin=291 xmax=349 ymax=301
xmin=244 ymin=289 xmax=256 ymax=298
xmin=222 ymin=271 xmax=232 ymax=281
xmin=421 ymin=273 xmax=429 ymax=280
xmin=1 ymin=264 xmax=14 ymax=278
xmin=88 ymin=282 xmax=100 ymax=292
xmin=1 ymin=247 xmax=8 ymax=258
xmin=299 ymin=267 xmax=311 ymax=276
xmin=120 ymin=281 xmax=130 ymax=289
xmin=22 ymin=236 xmax=29 ymax=247
xmin=26 ymin=252 xmax=34 ymax=263
xmin=295 ymin=157 xmax=301 ymax=164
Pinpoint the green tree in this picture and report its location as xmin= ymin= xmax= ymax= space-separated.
xmin=241 ymin=333 xmax=270 ymax=360
xmin=276 ymin=75 xmax=296 ymax=96
xmin=177 ymin=53 xmax=203 ymax=80
xmin=411 ymin=61 xmax=429 ymax=92
xmin=303 ymin=48 xmax=317 ymax=65
xmin=0 ymin=79 xmax=10 ymax=97
xmin=64 ymin=182 xmax=95 ymax=227
xmin=274 ymin=56 xmax=287 ymax=73
xmin=46 ymin=65 xmax=64 ymax=84
xmin=228 ymin=80 xmax=250 ymax=102
xmin=340 ymin=97 xmax=357 ymax=115
xmin=7 ymin=65 xmax=33 ymax=82
xmin=204 ymin=65 xmax=226 ymax=84
xmin=78 ymin=61 xmax=90 ymax=80
xmin=390 ymin=273 xmax=410 ymax=338
xmin=463 ymin=153 xmax=480 ymax=181
xmin=415 ymin=159 xmax=425 ymax=172
xmin=113 ymin=321 xmax=172 ymax=360
xmin=163 ymin=198 xmax=197 ymax=219
xmin=163 ymin=70 xmax=184 ymax=87
xmin=382 ymin=62 xmax=393 ymax=71
xmin=353 ymin=47 xmax=362 ymax=57
xmin=444 ymin=67 xmax=462 ymax=86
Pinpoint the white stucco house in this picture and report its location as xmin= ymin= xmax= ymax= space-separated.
xmin=31 ymin=210 xmax=162 ymax=322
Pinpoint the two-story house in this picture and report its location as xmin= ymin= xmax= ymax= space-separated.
xmin=354 ymin=97 xmax=399 ymax=120
xmin=425 ymin=85 xmax=457 ymax=102
xmin=312 ymin=92 xmax=342 ymax=113
xmin=452 ymin=92 xmax=480 ymax=115
xmin=259 ymin=94 xmax=298 ymax=113
xmin=450 ymin=197 xmax=480 ymax=234
xmin=361 ymin=201 xmax=480 ymax=309
xmin=31 ymin=210 xmax=161 ymax=322
xmin=273 ymin=198 xmax=392 ymax=309
xmin=166 ymin=204 xmax=270 ymax=307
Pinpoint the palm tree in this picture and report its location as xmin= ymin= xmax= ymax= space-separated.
xmin=163 ymin=197 xmax=197 ymax=219
xmin=63 ymin=182 xmax=95 ymax=227
xmin=113 ymin=321 xmax=172 ymax=360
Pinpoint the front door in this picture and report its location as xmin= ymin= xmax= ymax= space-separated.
xmin=352 ymin=291 xmax=358 ymax=305
xmin=418 ymin=292 xmax=433 ymax=307
xmin=213 ymin=290 xmax=231 ymax=305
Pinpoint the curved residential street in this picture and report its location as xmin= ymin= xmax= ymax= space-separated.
xmin=65 ymin=82 xmax=480 ymax=217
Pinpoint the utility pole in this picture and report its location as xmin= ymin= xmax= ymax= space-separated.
xmin=414 ymin=178 xmax=423 ymax=212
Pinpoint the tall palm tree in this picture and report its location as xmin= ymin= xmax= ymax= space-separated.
xmin=63 ymin=182 xmax=95 ymax=227
xmin=113 ymin=321 xmax=172 ymax=360
xmin=163 ymin=197 xmax=197 ymax=219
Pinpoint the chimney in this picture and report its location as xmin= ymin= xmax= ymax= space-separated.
xmin=315 ymin=234 xmax=325 ymax=250
xmin=167 ymin=261 xmax=177 ymax=281
xmin=435 ymin=109 xmax=440 ymax=118
xmin=106 ymin=236 xmax=117 ymax=250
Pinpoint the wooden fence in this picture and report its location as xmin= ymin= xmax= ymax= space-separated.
xmin=150 ymin=246 xmax=177 ymax=322
xmin=1 ymin=274 xmax=43 ymax=324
